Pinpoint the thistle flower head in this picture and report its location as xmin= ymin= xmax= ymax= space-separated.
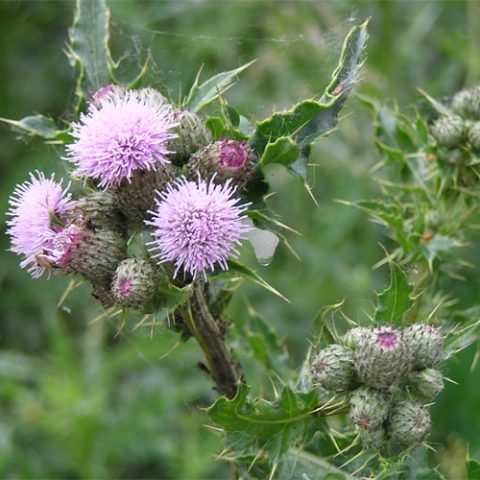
xmin=111 ymin=258 xmax=158 ymax=308
xmin=6 ymin=172 xmax=75 ymax=277
xmin=388 ymin=400 xmax=431 ymax=447
xmin=405 ymin=323 xmax=444 ymax=369
xmin=67 ymin=90 xmax=176 ymax=188
xmin=146 ymin=177 xmax=250 ymax=278
xmin=187 ymin=139 xmax=254 ymax=189
xmin=41 ymin=224 xmax=85 ymax=268
xmin=311 ymin=344 xmax=355 ymax=392
xmin=349 ymin=387 xmax=390 ymax=430
xmin=355 ymin=325 xmax=413 ymax=390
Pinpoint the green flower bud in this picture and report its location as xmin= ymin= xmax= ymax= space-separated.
xmin=431 ymin=115 xmax=465 ymax=148
xmin=311 ymin=344 xmax=355 ymax=392
xmin=408 ymin=368 xmax=444 ymax=400
xmin=112 ymin=258 xmax=158 ymax=309
xmin=468 ymin=122 xmax=480 ymax=151
xmin=187 ymin=139 xmax=255 ymax=190
xmin=405 ymin=323 xmax=444 ymax=369
xmin=136 ymin=87 xmax=169 ymax=107
xmin=388 ymin=400 xmax=431 ymax=447
xmin=355 ymin=325 xmax=413 ymax=390
xmin=349 ymin=387 xmax=390 ymax=430
xmin=359 ymin=427 xmax=388 ymax=452
xmin=73 ymin=191 xmax=124 ymax=232
xmin=63 ymin=229 xmax=127 ymax=285
xmin=113 ymin=165 xmax=175 ymax=233
xmin=168 ymin=110 xmax=212 ymax=166
xmin=341 ymin=327 xmax=369 ymax=349
xmin=452 ymin=86 xmax=480 ymax=120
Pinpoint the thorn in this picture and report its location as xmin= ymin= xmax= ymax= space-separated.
xmin=443 ymin=376 xmax=459 ymax=385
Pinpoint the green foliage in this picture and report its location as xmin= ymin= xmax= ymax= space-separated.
xmin=375 ymin=263 xmax=413 ymax=325
xmin=67 ymin=0 xmax=113 ymax=108
xmin=3 ymin=1 xmax=480 ymax=479
xmin=206 ymin=383 xmax=342 ymax=474
xmin=251 ymin=20 xmax=369 ymax=179
xmin=184 ymin=61 xmax=256 ymax=112
xmin=0 ymin=115 xmax=68 ymax=141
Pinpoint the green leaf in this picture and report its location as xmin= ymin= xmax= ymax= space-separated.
xmin=259 ymin=137 xmax=300 ymax=169
xmin=466 ymin=459 xmax=480 ymax=479
xmin=312 ymin=299 xmax=345 ymax=347
xmin=205 ymin=116 xmax=226 ymax=139
xmin=184 ymin=60 xmax=256 ymax=112
xmin=68 ymin=0 xmax=113 ymax=106
xmin=142 ymin=282 xmax=192 ymax=314
xmin=277 ymin=449 xmax=353 ymax=480
xmin=0 ymin=115 xmax=68 ymax=141
xmin=223 ymin=259 xmax=289 ymax=303
xmin=250 ymin=20 xmax=369 ymax=178
xmin=226 ymin=105 xmax=240 ymax=127
xmin=418 ymin=234 xmax=463 ymax=270
xmin=207 ymin=384 xmax=323 ymax=462
xmin=418 ymin=88 xmax=451 ymax=117
xmin=375 ymin=263 xmax=413 ymax=324
xmin=231 ymin=306 xmax=289 ymax=373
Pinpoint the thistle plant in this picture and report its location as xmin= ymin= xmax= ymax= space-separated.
xmin=4 ymin=1 xmax=480 ymax=479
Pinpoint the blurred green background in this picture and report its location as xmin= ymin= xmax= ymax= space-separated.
xmin=1 ymin=1 xmax=480 ymax=478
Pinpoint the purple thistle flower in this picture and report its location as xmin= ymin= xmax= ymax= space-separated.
xmin=217 ymin=139 xmax=252 ymax=168
xmin=6 ymin=172 xmax=75 ymax=277
xmin=66 ymin=90 xmax=177 ymax=188
xmin=146 ymin=176 xmax=250 ymax=278
xmin=41 ymin=224 xmax=85 ymax=268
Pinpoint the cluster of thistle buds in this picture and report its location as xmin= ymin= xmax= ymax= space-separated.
xmin=311 ymin=323 xmax=445 ymax=453
xmin=6 ymin=85 xmax=255 ymax=308
xmin=431 ymin=85 xmax=480 ymax=158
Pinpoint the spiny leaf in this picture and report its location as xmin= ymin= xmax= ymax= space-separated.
xmin=207 ymin=384 xmax=323 ymax=462
xmin=223 ymin=259 xmax=289 ymax=303
xmin=259 ymin=137 xmax=300 ymax=169
xmin=250 ymin=20 xmax=369 ymax=178
xmin=68 ymin=0 xmax=113 ymax=107
xmin=183 ymin=60 xmax=256 ymax=112
xmin=375 ymin=263 xmax=413 ymax=325
xmin=0 ymin=115 xmax=69 ymax=141
xmin=466 ymin=459 xmax=480 ymax=479
xmin=312 ymin=299 xmax=346 ymax=346
xmin=141 ymin=282 xmax=192 ymax=315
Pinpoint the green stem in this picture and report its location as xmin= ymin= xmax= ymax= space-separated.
xmin=185 ymin=283 xmax=238 ymax=399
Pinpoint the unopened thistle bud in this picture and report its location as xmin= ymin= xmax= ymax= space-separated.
xmin=73 ymin=191 xmax=124 ymax=232
xmin=359 ymin=427 xmax=388 ymax=452
xmin=113 ymin=165 xmax=175 ymax=232
xmin=355 ymin=325 xmax=412 ymax=390
xmin=349 ymin=387 xmax=390 ymax=430
xmin=61 ymin=228 xmax=127 ymax=285
xmin=405 ymin=323 xmax=444 ymax=369
xmin=311 ymin=344 xmax=355 ymax=392
xmin=168 ymin=110 xmax=212 ymax=165
xmin=468 ymin=122 xmax=480 ymax=151
xmin=112 ymin=258 xmax=158 ymax=309
xmin=408 ymin=368 xmax=444 ymax=400
xmin=388 ymin=400 xmax=431 ymax=447
xmin=341 ymin=327 xmax=369 ymax=349
xmin=187 ymin=139 xmax=255 ymax=189
xmin=452 ymin=86 xmax=480 ymax=120
xmin=431 ymin=115 xmax=465 ymax=148
xmin=136 ymin=87 xmax=169 ymax=107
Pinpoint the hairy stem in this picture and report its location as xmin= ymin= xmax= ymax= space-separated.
xmin=185 ymin=283 xmax=238 ymax=399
